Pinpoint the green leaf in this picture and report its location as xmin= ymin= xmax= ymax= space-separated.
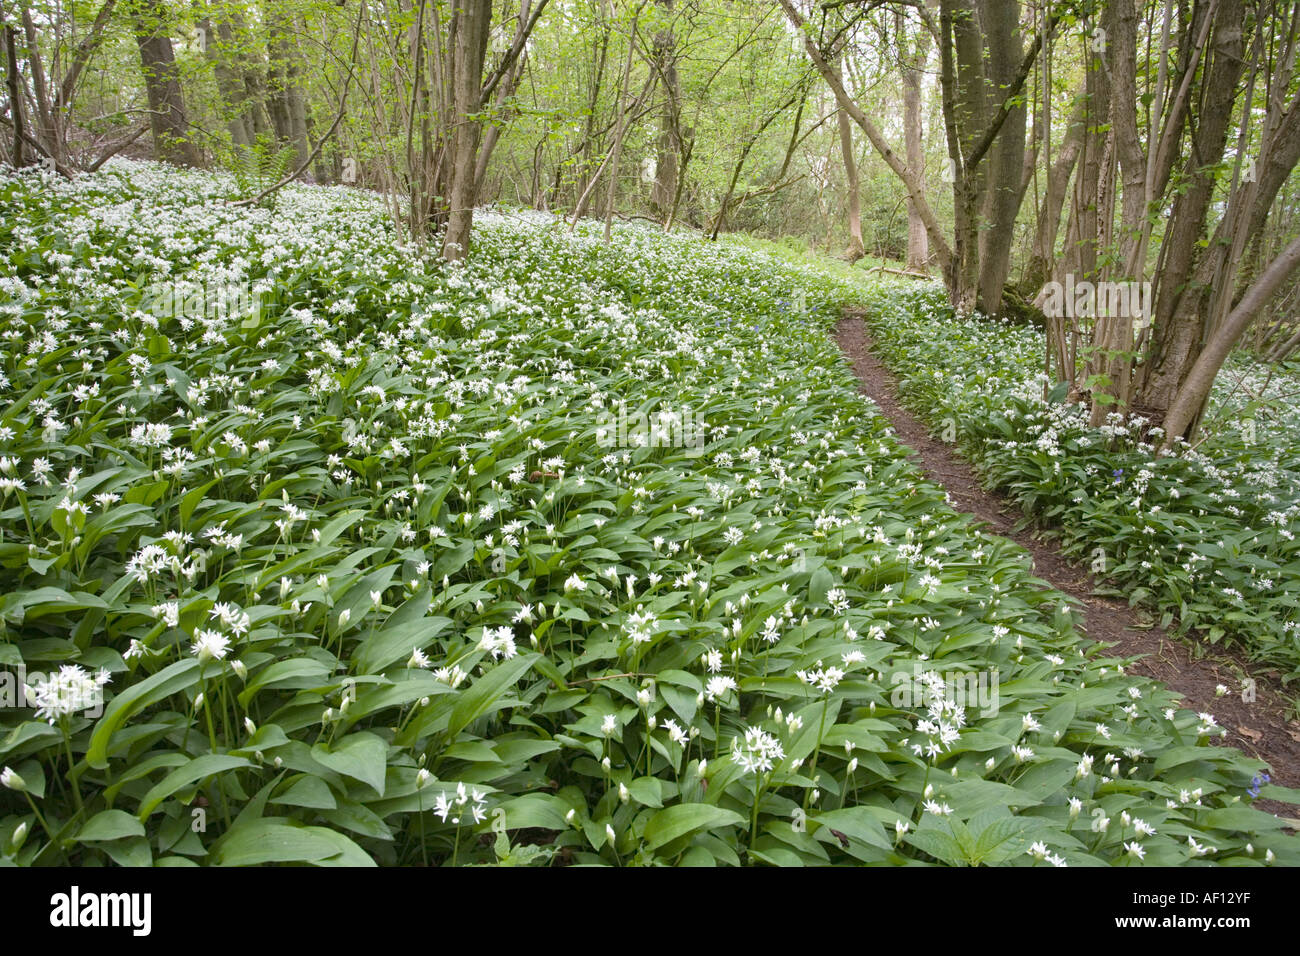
xmin=86 ymin=660 xmax=201 ymax=769
xmin=271 ymin=774 xmax=339 ymax=810
xmin=311 ymin=731 xmax=388 ymax=796
xmin=643 ymin=804 xmax=745 ymax=850
xmin=78 ymin=809 xmax=146 ymax=842
xmin=209 ymin=818 xmax=376 ymax=866
xmin=138 ymin=754 xmax=253 ymax=819
xmin=354 ymin=616 xmax=451 ymax=674
xmin=446 ymin=653 xmax=538 ymax=739
xmin=904 ymin=827 xmax=968 ymax=866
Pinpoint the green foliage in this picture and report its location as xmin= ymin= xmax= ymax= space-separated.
xmin=860 ymin=281 xmax=1300 ymax=691
xmin=227 ymin=135 xmax=297 ymax=209
xmin=0 ymin=161 xmax=1295 ymax=868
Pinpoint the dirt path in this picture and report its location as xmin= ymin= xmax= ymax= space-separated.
xmin=836 ymin=311 xmax=1300 ymax=808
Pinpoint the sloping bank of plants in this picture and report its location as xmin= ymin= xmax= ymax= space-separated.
xmin=0 ymin=160 xmax=1295 ymax=867
xmin=859 ymin=281 xmax=1300 ymax=696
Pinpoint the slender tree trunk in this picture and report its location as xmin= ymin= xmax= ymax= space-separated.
xmin=199 ymin=17 xmax=253 ymax=147
xmin=837 ymin=105 xmax=864 ymax=260
xmin=131 ymin=0 xmax=201 ymax=166
xmin=3 ymin=25 xmax=28 ymax=167
xmin=442 ymin=0 xmax=492 ymax=260
xmin=1025 ymin=93 xmax=1085 ymax=294
xmin=602 ymin=7 xmax=641 ymax=243
xmin=267 ymin=12 xmax=310 ymax=170
xmin=1136 ymin=0 xmax=1246 ymax=415
xmin=901 ymin=11 xmax=929 ymax=271
xmin=649 ymin=0 xmax=678 ymax=220
xmin=975 ymin=0 xmax=1026 ymax=314
xmin=1162 ymin=237 xmax=1300 ymax=443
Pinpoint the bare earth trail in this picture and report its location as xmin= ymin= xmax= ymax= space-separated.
xmin=835 ymin=310 xmax=1300 ymax=810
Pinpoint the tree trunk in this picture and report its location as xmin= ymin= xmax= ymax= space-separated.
xmin=132 ymin=0 xmax=201 ymax=166
xmin=3 ymin=25 xmax=28 ymax=167
xmin=1136 ymin=0 xmax=1246 ymax=415
xmin=1162 ymin=237 xmax=1300 ymax=444
xmin=901 ymin=10 xmax=929 ymax=271
xmin=1025 ymin=93 xmax=1084 ymax=294
xmin=199 ymin=17 xmax=253 ymax=147
xmin=441 ymin=0 xmax=492 ymax=260
xmin=266 ymin=12 xmax=311 ymax=170
xmin=975 ymin=0 xmax=1026 ymax=315
xmin=837 ymin=105 xmax=864 ymax=260
xmin=649 ymin=0 xmax=679 ymax=220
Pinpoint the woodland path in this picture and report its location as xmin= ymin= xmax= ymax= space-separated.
xmin=835 ymin=310 xmax=1300 ymax=814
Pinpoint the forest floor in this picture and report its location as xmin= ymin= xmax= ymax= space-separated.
xmin=836 ymin=308 xmax=1300 ymax=816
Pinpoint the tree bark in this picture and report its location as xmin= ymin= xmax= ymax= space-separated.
xmin=1136 ymin=0 xmax=1246 ymax=414
xmin=901 ymin=9 xmax=929 ymax=271
xmin=1025 ymin=93 xmax=1085 ymax=294
xmin=1162 ymin=236 xmax=1300 ymax=443
xmin=442 ymin=0 xmax=493 ymax=260
xmin=836 ymin=75 xmax=864 ymax=260
xmin=975 ymin=0 xmax=1026 ymax=314
xmin=131 ymin=0 xmax=201 ymax=166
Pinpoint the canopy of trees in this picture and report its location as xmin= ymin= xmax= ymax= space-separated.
xmin=4 ymin=0 xmax=1300 ymax=444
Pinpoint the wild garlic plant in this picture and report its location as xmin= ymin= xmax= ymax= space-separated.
xmin=0 ymin=161 xmax=1294 ymax=866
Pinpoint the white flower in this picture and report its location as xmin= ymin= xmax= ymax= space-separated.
xmin=191 ymin=629 xmax=230 ymax=663
xmin=704 ymin=675 xmax=738 ymax=702
xmin=796 ymin=666 xmax=844 ymax=694
xmin=151 ymin=601 xmax=180 ymax=628
xmin=730 ymin=726 xmax=784 ymax=774
xmin=663 ymin=718 xmax=689 ymax=746
xmin=433 ymin=665 xmax=467 ymax=688
xmin=26 ymin=664 xmax=111 ymax=723
xmin=477 ymin=625 xmax=518 ymax=660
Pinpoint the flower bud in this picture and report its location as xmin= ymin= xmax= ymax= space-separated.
xmin=0 ymin=767 xmax=26 ymax=792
